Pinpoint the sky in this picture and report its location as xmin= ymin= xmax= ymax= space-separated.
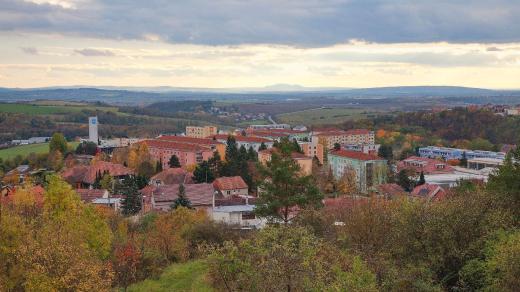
xmin=1 ymin=0 xmax=520 ymax=89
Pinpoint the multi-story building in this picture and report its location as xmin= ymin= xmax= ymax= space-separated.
xmin=343 ymin=143 xmax=380 ymax=155
xmin=299 ymin=136 xmax=325 ymax=164
xmin=328 ymin=150 xmax=387 ymax=193
xmin=247 ymin=128 xmax=310 ymax=142
xmin=248 ymin=124 xmax=291 ymax=130
xmin=418 ymin=146 xmax=506 ymax=161
xmin=157 ymin=135 xmax=226 ymax=159
xmin=144 ymin=139 xmax=218 ymax=169
xmin=212 ymin=134 xmax=274 ymax=152
xmin=258 ymin=148 xmax=313 ymax=176
xmin=314 ymin=129 xmax=375 ymax=150
xmin=186 ymin=126 xmax=218 ymax=138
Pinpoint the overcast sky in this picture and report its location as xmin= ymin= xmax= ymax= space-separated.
xmin=1 ymin=0 xmax=519 ymax=88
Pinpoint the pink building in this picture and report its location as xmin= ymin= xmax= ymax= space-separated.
xmin=397 ymin=156 xmax=454 ymax=175
xmin=143 ymin=139 xmax=216 ymax=169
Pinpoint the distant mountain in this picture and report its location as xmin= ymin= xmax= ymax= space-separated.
xmin=0 ymin=85 xmax=519 ymax=105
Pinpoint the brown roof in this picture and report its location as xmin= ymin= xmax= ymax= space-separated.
xmin=76 ymin=189 xmax=107 ymax=203
xmin=411 ymin=184 xmax=447 ymax=200
xmin=152 ymin=183 xmax=214 ymax=207
xmin=62 ymin=165 xmax=89 ymax=184
xmin=151 ymin=168 xmax=191 ymax=185
xmin=329 ymin=150 xmax=384 ymax=161
xmin=84 ymin=161 xmax=134 ymax=184
xmin=375 ymin=183 xmax=406 ymax=198
xmin=213 ymin=176 xmax=248 ymax=191
xmin=397 ymin=156 xmax=454 ymax=175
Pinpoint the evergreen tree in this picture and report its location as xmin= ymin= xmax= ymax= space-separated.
xmin=378 ymin=144 xmax=394 ymax=161
xmin=92 ymin=170 xmax=102 ymax=189
xmin=225 ymin=136 xmax=239 ymax=162
xmin=397 ymin=169 xmax=414 ymax=192
xmin=247 ymin=146 xmax=257 ymax=161
xmin=259 ymin=142 xmax=267 ymax=151
xmin=208 ymin=151 xmax=223 ymax=177
xmin=239 ymin=145 xmax=248 ymax=161
xmin=117 ymin=177 xmax=142 ymax=216
xmin=170 ymin=184 xmax=192 ymax=209
xmin=418 ymin=171 xmax=426 ymax=185
xmin=193 ymin=161 xmax=215 ymax=183
xmin=334 ymin=143 xmax=341 ymax=151
xmin=293 ymin=139 xmax=303 ymax=153
xmin=168 ymin=154 xmax=181 ymax=168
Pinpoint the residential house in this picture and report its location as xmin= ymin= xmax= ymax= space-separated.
xmin=328 ymin=150 xmax=387 ymax=193
xmin=76 ymin=188 xmax=122 ymax=210
xmin=373 ymin=183 xmax=407 ymax=199
xmin=1 ymin=165 xmax=31 ymax=185
xmin=397 ymin=156 xmax=455 ymax=175
xmin=211 ymin=204 xmax=265 ymax=229
xmin=411 ymin=183 xmax=447 ymax=201
xmin=213 ymin=176 xmax=249 ymax=197
xmin=149 ymin=183 xmax=215 ymax=212
xmin=62 ymin=161 xmax=133 ymax=188
xmin=150 ymin=168 xmax=193 ymax=186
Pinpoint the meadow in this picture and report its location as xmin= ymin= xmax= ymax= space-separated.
xmin=0 ymin=102 xmax=120 ymax=115
xmin=276 ymin=107 xmax=381 ymax=125
xmin=0 ymin=142 xmax=79 ymax=160
xmin=127 ymin=260 xmax=213 ymax=292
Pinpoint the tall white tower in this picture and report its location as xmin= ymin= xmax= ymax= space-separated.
xmin=89 ymin=116 xmax=98 ymax=143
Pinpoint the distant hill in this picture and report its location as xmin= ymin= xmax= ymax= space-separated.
xmin=0 ymin=85 xmax=519 ymax=105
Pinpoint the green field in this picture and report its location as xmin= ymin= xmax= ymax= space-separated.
xmin=0 ymin=103 xmax=120 ymax=115
xmin=0 ymin=142 xmax=79 ymax=160
xmin=127 ymin=260 xmax=213 ymax=292
xmin=276 ymin=107 xmax=381 ymax=126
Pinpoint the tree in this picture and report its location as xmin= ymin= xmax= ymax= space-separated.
xmin=337 ymin=166 xmax=359 ymax=196
xmin=207 ymin=226 xmax=378 ymax=291
xmin=49 ymin=132 xmax=68 ymax=155
xmin=193 ymin=161 xmax=215 ymax=183
xmin=155 ymin=159 xmax=163 ymax=173
xmin=47 ymin=150 xmax=63 ymax=171
xmin=418 ymin=171 xmax=426 ymax=186
xmin=459 ymin=151 xmax=468 ymax=167
xmin=259 ymin=142 xmax=267 ymax=151
xmin=225 ymin=136 xmax=239 ymax=162
xmin=334 ymin=143 xmax=341 ymax=151
xmin=117 ymin=177 xmax=142 ymax=216
xmin=397 ymin=169 xmax=414 ymax=192
xmin=247 ymin=146 xmax=257 ymax=161
xmin=168 ymin=154 xmax=181 ymax=168
xmin=255 ymin=153 xmax=322 ymax=223
xmin=75 ymin=141 xmax=98 ymax=155
xmin=171 ymin=184 xmax=192 ymax=209
xmin=100 ymin=173 xmax=114 ymax=193
xmin=378 ymin=144 xmax=394 ymax=161
xmin=137 ymin=161 xmax=155 ymax=179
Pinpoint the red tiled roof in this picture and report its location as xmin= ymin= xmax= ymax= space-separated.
xmin=142 ymin=139 xmax=212 ymax=152
xmin=84 ymin=161 xmax=134 ymax=184
xmin=152 ymin=183 xmax=214 ymax=207
xmin=76 ymin=189 xmax=107 ymax=203
xmin=157 ymin=135 xmax=223 ymax=146
xmin=315 ymin=129 xmax=371 ymax=136
xmin=375 ymin=183 xmax=406 ymax=198
xmin=397 ymin=156 xmax=454 ymax=175
xmin=411 ymin=183 xmax=447 ymax=200
xmin=213 ymin=176 xmax=248 ymax=191
xmin=62 ymin=165 xmax=89 ymax=184
xmin=151 ymin=168 xmax=190 ymax=185
xmin=329 ymin=150 xmax=383 ymax=161
xmin=212 ymin=134 xmax=272 ymax=143
xmin=249 ymin=130 xmax=289 ymax=138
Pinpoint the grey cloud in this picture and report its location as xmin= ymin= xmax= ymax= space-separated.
xmin=1 ymin=0 xmax=520 ymax=46
xmin=487 ymin=47 xmax=502 ymax=52
xmin=74 ymin=48 xmax=116 ymax=56
xmin=21 ymin=46 xmax=38 ymax=55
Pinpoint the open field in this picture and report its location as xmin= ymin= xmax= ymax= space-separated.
xmin=127 ymin=260 xmax=213 ymax=292
xmin=0 ymin=103 xmax=120 ymax=115
xmin=276 ymin=107 xmax=382 ymax=126
xmin=0 ymin=142 xmax=79 ymax=160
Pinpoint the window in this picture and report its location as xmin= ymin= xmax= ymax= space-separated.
xmin=242 ymin=212 xmax=255 ymax=220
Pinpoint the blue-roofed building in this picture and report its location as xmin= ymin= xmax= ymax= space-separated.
xmin=418 ymin=146 xmax=506 ymax=161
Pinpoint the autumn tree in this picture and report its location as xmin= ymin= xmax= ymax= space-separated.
xmin=49 ymin=132 xmax=68 ymax=155
xmin=255 ymin=152 xmax=322 ymax=223
xmin=336 ymin=165 xmax=359 ymax=196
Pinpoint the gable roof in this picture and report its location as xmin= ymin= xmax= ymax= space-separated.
xmin=213 ymin=176 xmax=248 ymax=191
xmin=76 ymin=189 xmax=108 ymax=203
xmin=62 ymin=161 xmax=133 ymax=185
xmin=152 ymin=183 xmax=214 ymax=207
xmin=375 ymin=183 xmax=406 ymax=198
xmin=398 ymin=156 xmax=454 ymax=174
xmin=411 ymin=183 xmax=447 ymax=200
xmin=329 ymin=150 xmax=384 ymax=161
xmin=212 ymin=134 xmax=272 ymax=144
xmin=151 ymin=168 xmax=191 ymax=185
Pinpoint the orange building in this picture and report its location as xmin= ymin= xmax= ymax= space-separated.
xmin=299 ymin=136 xmax=324 ymax=164
xmin=258 ymin=148 xmax=313 ymax=176
xmin=313 ymin=129 xmax=375 ymax=149
xmin=186 ymin=126 xmax=218 ymax=138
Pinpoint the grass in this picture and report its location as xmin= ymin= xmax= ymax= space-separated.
xmin=0 ymin=142 xmax=79 ymax=160
xmin=276 ymin=107 xmax=381 ymax=126
xmin=127 ymin=260 xmax=214 ymax=292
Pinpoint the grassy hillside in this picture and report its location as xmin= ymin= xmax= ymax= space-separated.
xmin=127 ymin=260 xmax=214 ymax=292
xmin=0 ymin=142 xmax=79 ymax=160
xmin=0 ymin=103 xmax=120 ymax=115
xmin=276 ymin=107 xmax=380 ymax=125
